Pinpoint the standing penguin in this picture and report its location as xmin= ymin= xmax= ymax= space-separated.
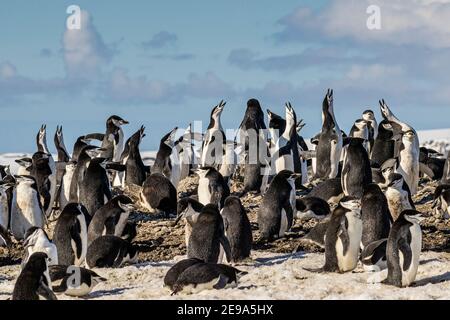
xmin=87 ymin=195 xmax=134 ymax=246
xmin=360 ymin=184 xmax=391 ymax=248
xmin=86 ymin=235 xmax=138 ymax=268
xmin=59 ymin=161 xmax=76 ymax=210
xmin=314 ymin=89 xmax=343 ymax=180
xmin=257 ymin=170 xmax=297 ymax=242
xmin=187 ymin=204 xmax=231 ymax=264
xmin=0 ymin=183 xmax=11 ymax=232
xmin=341 ymin=138 xmax=372 ymax=198
xmin=380 ymin=100 xmax=420 ymax=195
xmin=151 ymin=127 xmax=180 ymax=186
xmin=432 ymin=184 xmax=450 ymax=219
xmin=385 ymin=173 xmax=415 ymax=221
xmin=220 ymin=196 xmax=252 ymax=262
xmin=362 ymin=110 xmax=378 ymax=154
xmin=22 ymin=227 xmax=58 ymax=267
xmin=78 ymin=157 xmax=112 ymax=216
xmin=370 ymin=120 xmax=396 ymax=166
xmin=10 ymin=176 xmax=44 ymax=240
xmin=305 ymin=197 xmax=362 ymax=273
xmin=174 ymin=197 xmax=204 ymax=250
xmin=15 ymin=157 xmax=33 ymax=176
xmin=384 ymin=210 xmax=423 ymax=287
xmin=54 ymin=125 xmax=70 ymax=162
xmin=201 ymin=100 xmax=226 ymax=168
xmin=53 ymin=203 xmax=88 ymax=266
xmin=349 ymin=119 xmax=369 ymax=150
xmin=12 ymin=252 xmax=57 ymax=300
xmin=140 ymin=173 xmax=177 ymax=216
xmin=196 ymin=167 xmax=230 ymax=209
xmin=99 ymin=115 xmax=129 ymax=162
xmin=30 ymin=151 xmax=52 ymax=214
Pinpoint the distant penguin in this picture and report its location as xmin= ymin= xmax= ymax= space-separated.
xmin=384 ymin=210 xmax=423 ymax=287
xmin=100 ymin=115 xmax=129 ymax=162
xmin=385 ymin=173 xmax=415 ymax=221
xmin=59 ymin=161 xmax=76 ymax=209
xmin=314 ymin=89 xmax=343 ymax=180
xmin=12 ymin=252 xmax=57 ymax=300
xmin=174 ymin=197 xmax=204 ymax=249
xmin=341 ymin=138 xmax=372 ymax=198
xmin=86 ymin=235 xmax=138 ymax=268
xmin=361 ymin=238 xmax=388 ymax=272
xmin=151 ymin=127 xmax=181 ymax=186
xmin=53 ymin=203 xmax=88 ymax=266
xmin=196 ymin=167 xmax=230 ymax=209
xmin=220 ymin=196 xmax=252 ymax=262
xmin=360 ymin=184 xmax=391 ymax=248
xmin=54 ymin=125 xmax=70 ymax=162
xmin=379 ymin=158 xmax=398 ymax=185
xmin=22 ymin=227 xmax=58 ymax=267
xmin=171 ymin=263 xmax=244 ymax=295
xmin=78 ymin=157 xmax=112 ymax=216
xmin=296 ymin=196 xmax=331 ymax=220
xmin=30 ymin=151 xmax=53 ymax=213
xmin=267 ymin=108 xmax=285 ymax=152
xmin=201 ymin=100 xmax=226 ymax=168
xmin=0 ymin=183 xmax=11 ymax=231
xmin=419 ymin=147 xmax=445 ymax=180
xmin=308 ymin=178 xmax=344 ymax=204
xmin=87 ymin=195 xmax=134 ymax=246
xmin=257 ymin=170 xmax=297 ymax=242
xmin=380 ymin=100 xmax=420 ymax=195
xmin=15 ymin=157 xmax=32 ymax=175
xmin=164 ymin=258 xmax=203 ymax=291
xmin=10 ymin=176 xmax=44 ymax=240
xmin=72 ymin=136 xmax=91 ymax=162
xmin=370 ymin=120 xmax=396 ymax=166
xmin=177 ymin=124 xmax=197 ymax=183
xmin=239 ymin=99 xmax=268 ymax=192
xmin=362 ymin=110 xmax=378 ymax=154
xmin=306 ymin=197 xmax=362 ymax=273
xmin=49 ymin=265 xmax=106 ymax=297
xmin=432 ymin=184 xmax=450 ymax=219
xmin=187 ymin=204 xmax=231 ymax=264
xmin=441 ymin=152 xmax=450 ymax=184
xmin=140 ymin=173 xmax=177 ymax=216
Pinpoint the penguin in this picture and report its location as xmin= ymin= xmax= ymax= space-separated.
xmin=341 ymin=138 xmax=372 ymax=198
xmin=385 ymin=173 xmax=415 ymax=221
xmin=201 ymin=100 xmax=226 ymax=168
xmin=362 ymin=110 xmax=378 ymax=154
xmin=87 ymin=195 xmax=134 ymax=246
xmin=220 ymin=196 xmax=252 ymax=262
xmin=302 ymin=219 xmax=329 ymax=248
xmin=10 ymin=175 xmax=44 ymax=240
xmin=99 ymin=115 xmax=129 ymax=162
xmin=349 ymin=119 xmax=369 ymax=151
xmin=12 ymin=252 xmax=57 ymax=300
xmin=314 ymin=89 xmax=343 ymax=180
xmin=86 ymin=235 xmax=138 ymax=268
xmin=440 ymin=151 xmax=450 ymax=184
xmin=360 ymin=184 xmax=391 ymax=248
xmin=54 ymin=125 xmax=70 ymax=162
xmin=0 ymin=224 xmax=12 ymax=248
xmin=173 ymin=197 xmax=204 ymax=249
xmin=384 ymin=210 xmax=423 ymax=287
xmin=361 ymin=238 xmax=388 ymax=272
xmin=151 ymin=127 xmax=180 ymax=186
xmin=59 ymin=161 xmax=76 ymax=210
xmin=370 ymin=120 xmax=396 ymax=166
xmin=177 ymin=124 xmax=197 ymax=183
xmin=305 ymin=197 xmax=362 ymax=273
xmin=49 ymin=265 xmax=106 ymax=297
xmin=257 ymin=170 xmax=297 ymax=242
xmin=380 ymin=100 xmax=420 ymax=195
xmin=296 ymin=196 xmax=331 ymax=220
xmin=22 ymin=227 xmax=58 ymax=267
xmin=432 ymin=184 xmax=450 ymax=219
xmin=121 ymin=221 xmax=137 ymax=242
xmin=72 ymin=135 xmax=92 ymax=162
xmin=78 ymin=157 xmax=112 ymax=216
xmin=0 ymin=183 xmax=11 ymax=231
xmin=171 ymin=262 xmax=244 ymax=295
xmin=140 ymin=173 xmax=177 ymax=216
xmin=0 ymin=165 xmax=10 ymax=180
xmin=196 ymin=167 xmax=230 ymax=209
xmin=419 ymin=147 xmax=445 ymax=180
xmin=238 ymin=99 xmax=268 ymax=192
xmin=30 ymin=151 xmax=52 ymax=214
xmin=187 ymin=204 xmax=231 ymax=264
xmin=15 ymin=157 xmax=32 ymax=175
xmin=308 ymin=178 xmax=344 ymax=204
xmin=164 ymin=258 xmax=203 ymax=291
xmin=53 ymin=203 xmax=88 ymax=266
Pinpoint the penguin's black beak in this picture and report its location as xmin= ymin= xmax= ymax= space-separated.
xmin=120 ymin=120 xmax=129 ymax=125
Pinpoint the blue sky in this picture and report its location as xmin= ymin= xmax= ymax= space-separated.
xmin=1 ymin=0 xmax=450 ymax=152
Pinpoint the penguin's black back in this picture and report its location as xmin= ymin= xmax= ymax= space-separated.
xmin=141 ymin=173 xmax=177 ymax=215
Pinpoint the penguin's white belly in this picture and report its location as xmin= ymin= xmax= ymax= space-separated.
xmin=336 ymin=217 xmax=362 ymax=272
xmin=0 ymin=199 xmax=8 ymax=229
xmin=170 ymin=153 xmax=181 ymax=188
xmin=12 ymin=188 xmax=43 ymax=238
xmin=397 ymin=148 xmax=419 ymax=195
xmin=275 ymin=154 xmax=294 ymax=174
xmin=198 ymin=178 xmax=211 ymax=205
xmin=329 ymin=138 xmax=342 ymax=179
xmin=218 ymin=243 xmax=225 ymax=264
xmin=184 ymin=222 xmax=192 ymax=249
xmin=279 ymin=209 xmax=288 ymax=237
xmin=400 ymin=224 xmax=421 ymax=287
xmin=64 ymin=282 xmax=94 ymax=297
xmin=60 ymin=170 xmax=75 ymax=208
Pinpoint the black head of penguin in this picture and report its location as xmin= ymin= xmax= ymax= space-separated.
xmin=107 ymin=115 xmax=129 ymax=129
xmin=207 ymin=100 xmax=226 ymax=129
xmin=239 ymin=98 xmax=266 ymax=131
xmin=0 ymin=165 xmax=10 ymax=179
xmin=267 ymin=109 xmax=286 ymax=139
xmin=164 ymin=258 xmax=204 ymax=290
xmin=31 ymin=152 xmax=52 ymax=175
xmin=220 ymin=196 xmax=252 ymax=261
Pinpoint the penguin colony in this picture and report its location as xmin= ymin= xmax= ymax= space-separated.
xmin=0 ymin=91 xmax=448 ymax=300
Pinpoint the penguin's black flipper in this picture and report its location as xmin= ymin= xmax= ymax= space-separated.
xmin=71 ymin=222 xmax=83 ymax=259
xmin=106 ymin=163 xmax=126 ymax=171
xmin=84 ymin=133 xmax=105 ymax=141
xmin=213 ymin=274 xmax=230 ymax=289
xmin=338 ymin=216 xmax=350 ymax=256
xmin=398 ymin=237 xmax=412 ymax=272
xmin=37 ymin=280 xmax=58 ymax=300
xmin=302 ymin=267 xmax=324 ymax=273
xmin=282 ymin=199 xmax=294 ymax=230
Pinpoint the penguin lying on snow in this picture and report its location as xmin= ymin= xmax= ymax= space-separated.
xmin=140 ymin=173 xmax=177 ymax=217
xmin=305 ymin=197 xmax=362 ymax=273
xmin=383 ymin=210 xmax=423 ymax=288
xmin=22 ymin=227 xmax=58 ymax=267
xmin=86 ymin=235 xmax=138 ymax=268
xmin=12 ymin=252 xmax=57 ymax=300
xmin=49 ymin=265 xmax=106 ymax=297
xmin=164 ymin=258 xmax=246 ymax=295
